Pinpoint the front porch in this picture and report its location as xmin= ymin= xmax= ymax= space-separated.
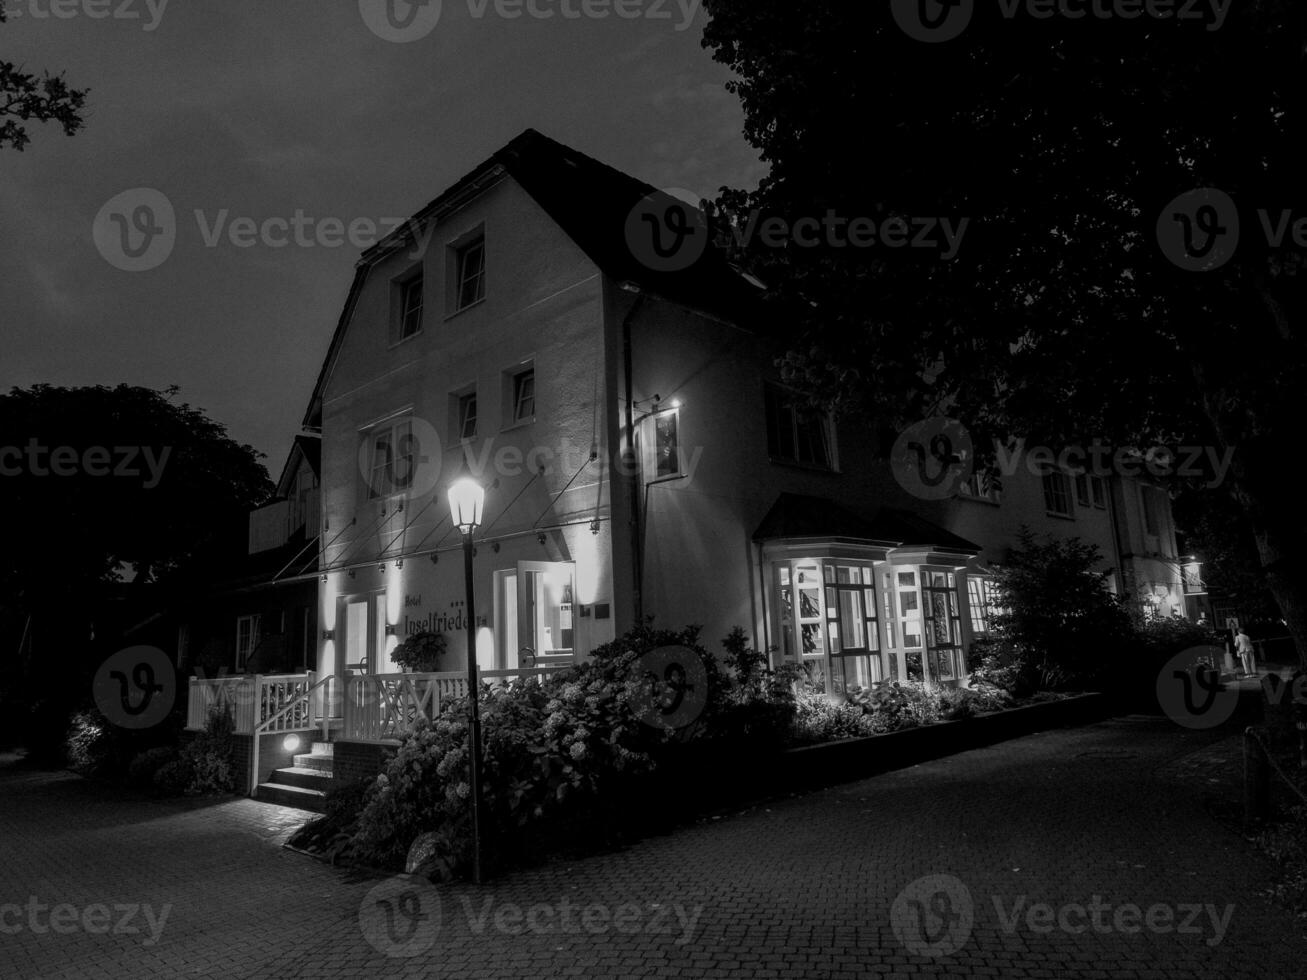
xmin=186 ymin=666 xmax=568 ymax=806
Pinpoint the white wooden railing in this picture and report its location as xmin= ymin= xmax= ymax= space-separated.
xmin=186 ymin=672 xmax=328 ymax=735
xmin=342 ymin=666 xmax=569 ymax=743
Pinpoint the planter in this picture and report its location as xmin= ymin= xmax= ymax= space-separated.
xmin=775 ymin=693 xmax=1111 ymax=793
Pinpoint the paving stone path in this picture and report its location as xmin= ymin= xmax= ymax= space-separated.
xmin=2 ymin=714 xmax=1304 ymax=979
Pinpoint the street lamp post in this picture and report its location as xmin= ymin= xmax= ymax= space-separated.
xmin=448 ymin=476 xmax=487 ymax=884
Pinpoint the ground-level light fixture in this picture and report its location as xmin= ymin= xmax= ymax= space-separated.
xmin=282 ymin=734 xmax=301 ymax=753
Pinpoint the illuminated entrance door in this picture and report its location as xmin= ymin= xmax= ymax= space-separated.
xmin=495 ymin=561 xmax=576 ymax=669
xmin=339 ymin=593 xmax=388 ymax=674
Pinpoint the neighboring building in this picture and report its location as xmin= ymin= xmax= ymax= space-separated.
xmin=180 ymin=436 xmax=321 ymax=677
xmin=293 ymin=128 xmax=1183 ymax=700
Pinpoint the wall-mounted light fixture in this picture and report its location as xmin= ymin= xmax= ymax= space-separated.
xmin=321 ymin=629 xmax=335 ymax=641
xmin=348 ymin=568 xmax=356 ymax=579
xmin=396 ymin=559 xmax=404 ymax=570
xmin=589 ymin=519 xmax=600 ymax=535
xmin=385 ymin=624 xmax=397 ymax=636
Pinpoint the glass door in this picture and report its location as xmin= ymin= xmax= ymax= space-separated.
xmin=881 ymin=569 xmax=924 ymax=682
xmin=824 ymin=563 xmax=882 ymax=695
xmin=515 ymin=561 xmax=576 ymax=667
xmin=922 ymin=570 xmax=964 ymax=685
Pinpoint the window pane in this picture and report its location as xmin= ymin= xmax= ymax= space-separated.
xmin=400 ymin=276 xmax=423 ymax=338
xmin=898 ymin=571 xmax=916 ymax=587
xmin=459 ymin=393 xmax=477 ymax=440
xmin=514 ymin=370 xmax=535 ymax=421
xmin=457 ymin=240 xmax=486 ymax=309
xmin=838 ymin=590 xmax=865 ymax=649
xmin=654 ymin=412 xmax=680 ymax=478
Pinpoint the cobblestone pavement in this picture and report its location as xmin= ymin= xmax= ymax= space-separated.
xmin=2 ymin=715 xmax=1305 ymax=980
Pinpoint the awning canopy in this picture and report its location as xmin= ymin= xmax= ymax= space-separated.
xmin=752 ymin=493 xmax=981 ymax=558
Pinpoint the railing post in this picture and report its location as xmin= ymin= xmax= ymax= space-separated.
xmin=1244 ymin=727 xmax=1270 ymax=830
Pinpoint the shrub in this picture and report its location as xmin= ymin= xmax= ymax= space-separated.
xmin=165 ymin=706 xmax=238 ymax=796
xmin=793 ymin=693 xmax=880 ymax=743
xmin=989 ymin=530 xmax=1136 ymax=691
xmin=126 ymin=746 xmax=179 ymax=792
xmin=153 ymin=759 xmax=190 ymax=796
xmin=66 ymin=710 xmax=117 ymax=777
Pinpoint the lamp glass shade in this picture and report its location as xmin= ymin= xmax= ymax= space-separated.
xmin=448 ymin=477 xmax=485 ymax=533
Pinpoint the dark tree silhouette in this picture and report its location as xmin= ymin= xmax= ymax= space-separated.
xmin=700 ymin=0 xmax=1307 ymax=665
xmin=1 ymin=8 xmax=89 ymax=151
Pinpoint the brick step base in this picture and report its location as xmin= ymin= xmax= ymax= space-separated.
xmin=254 ymin=780 xmax=326 ymax=813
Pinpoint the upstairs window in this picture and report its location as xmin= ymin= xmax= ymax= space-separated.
xmin=398 ymin=273 xmax=424 ymax=340
xmin=1042 ymin=471 xmax=1073 ymax=517
xmin=367 ymin=417 xmax=416 ymax=499
xmin=512 ymin=369 xmax=535 ymax=423
xmin=764 ymin=384 xmax=834 ymax=470
xmin=1142 ymin=485 xmax=1164 ymax=536
xmin=457 ymin=391 xmax=478 ymax=441
xmin=455 ymin=237 xmax=486 ymax=310
xmin=1075 ymin=473 xmax=1092 ymax=508
xmin=959 ymin=472 xmax=999 ymax=502
xmin=1090 ymin=475 xmax=1107 ymax=508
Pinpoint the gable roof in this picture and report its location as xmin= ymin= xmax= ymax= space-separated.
xmin=753 ymin=492 xmax=980 ymax=555
xmin=302 ymin=128 xmax=767 ymax=427
xmin=274 ymin=434 xmax=321 ymax=499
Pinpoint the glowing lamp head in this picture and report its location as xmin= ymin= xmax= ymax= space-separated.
xmin=448 ymin=477 xmax=485 ymax=534
xmin=282 ymin=734 xmax=301 ymax=753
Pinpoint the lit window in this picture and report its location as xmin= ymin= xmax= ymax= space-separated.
xmin=967 ymin=578 xmax=995 ymax=635
xmin=457 ymin=392 xmax=477 ymax=441
xmin=764 ymin=383 xmax=834 ymax=470
xmin=399 ymin=274 xmax=423 ymax=339
xmin=643 ymin=409 xmax=682 ymax=480
xmin=456 ymin=238 xmax=486 ymax=310
xmin=1042 ymin=472 xmax=1073 ymax=517
xmin=367 ymin=418 xmax=417 ymax=499
xmin=512 ymin=369 xmax=535 ymax=423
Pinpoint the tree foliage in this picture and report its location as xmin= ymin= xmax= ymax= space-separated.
xmin=1 ymin=9 xmax=89 ymax=151
xmin=699 ymin=1 xmax=1307 ymax=662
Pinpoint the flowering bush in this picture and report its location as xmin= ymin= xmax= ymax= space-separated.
xmin=352 ymin=663 xmax=661 ymax=877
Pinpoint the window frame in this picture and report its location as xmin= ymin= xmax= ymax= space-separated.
xmin=236 ymin=613 xmax=261 ymax=671
xmin=454 ymin=236 xmax=486 ymax=312
xmin=763 ymin=382 xmax=837 ymax=471
xmin=364 ymin=415 xmax=418 ymax=500
xmin=641 ymin=406 xmax=684 ymax=482
xmin=1042 ymin=471 xmax=1074 ymax=518
xmin=457 ymin=390 xmax=478 ymax=442
xmin=511 ymin=368 xmax=535 ymax=426
xmin=395 ymin=269 xmax=424 ymax=342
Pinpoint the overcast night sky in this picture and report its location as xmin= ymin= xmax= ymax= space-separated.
xmin=1 ymin=0 xmax=763 ymax=473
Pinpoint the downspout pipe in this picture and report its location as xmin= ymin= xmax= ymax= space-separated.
xmin=620 ymin=285 xmax=647 ymax=624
